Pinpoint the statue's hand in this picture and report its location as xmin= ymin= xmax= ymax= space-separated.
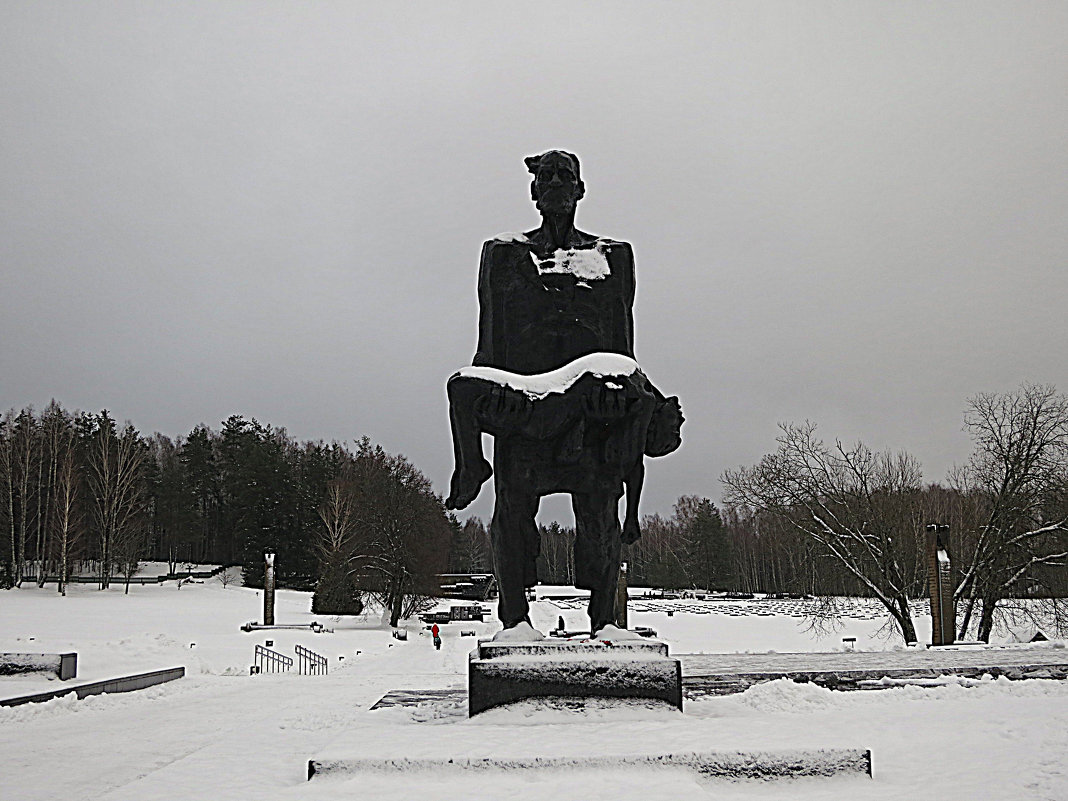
xmin=622 ymin=517 xmax=641 ymax=545
xmin=584 ymin=382 xmax=628 ymax=422
xmin=479 ymin=385 xmax=532 ymax=431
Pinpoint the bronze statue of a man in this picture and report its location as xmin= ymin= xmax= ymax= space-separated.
xmin=446 ymin=151 xmax=682 ymax=638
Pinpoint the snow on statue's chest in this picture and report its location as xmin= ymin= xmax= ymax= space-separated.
xmin=530 ymin=243 xmax=611 ymax=287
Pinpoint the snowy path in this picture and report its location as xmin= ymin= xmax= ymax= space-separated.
xmin=5 ymin=660 xmax=1067 ymax=801
xmin=2 ymin=667 xmax=408 ymax=800
xmin=680 ymin=645 xmax=1068 ymax=676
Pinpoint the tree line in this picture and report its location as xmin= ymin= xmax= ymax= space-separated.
xmin=0 ymin=402 xmax=453 ymax=614
xmin=445 ymin=386 xmax=1068 ymax=644
xmin=5 ymin=384 xmax=1065 ymax=643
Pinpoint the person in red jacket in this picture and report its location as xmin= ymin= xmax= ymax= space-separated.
xmin=431 ymin=623 xmax=441 ymax=650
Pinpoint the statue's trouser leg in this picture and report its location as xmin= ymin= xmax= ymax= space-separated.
xmin=446 ymin=375 xmax=490 ymax=478
xmin=572 ymin=492 xmax=623 ymax=634
xmin=491 ymin=483 xmax=540 ymax=629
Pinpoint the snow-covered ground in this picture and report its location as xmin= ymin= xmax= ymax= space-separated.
xmin=2 ymin=579 xmax=1066 ymax=800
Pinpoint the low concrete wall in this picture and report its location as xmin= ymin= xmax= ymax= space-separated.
xmin=309 ymin=749 xmax=873 ymax=780
xmin=0 ymin=652 xmax=77 ymax=680
xmin=0 ymin=666 xmax=184 ymax=707
xmin=22 ymin=564 xmax=231 ymax=585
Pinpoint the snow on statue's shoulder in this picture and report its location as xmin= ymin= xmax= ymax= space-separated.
xmin=491 ymin=621 xmax=546 ymax=642
xmin=492 ymin=231 xmax=530 ymax=243
xmin=457 ymin=352 xmax=640 ymax=400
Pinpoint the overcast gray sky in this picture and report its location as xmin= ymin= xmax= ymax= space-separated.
xmin=2 ymin=1 xmax=1066 ymax=524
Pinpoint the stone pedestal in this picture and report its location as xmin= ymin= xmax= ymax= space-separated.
xmin=468 ymin=637 xmax=682 ymax=716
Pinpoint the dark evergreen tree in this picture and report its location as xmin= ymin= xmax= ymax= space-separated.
xmin=180 ymin=425 xmax=221 ymax=565
xmin=678 ymin=496 xmax=732 ymax=590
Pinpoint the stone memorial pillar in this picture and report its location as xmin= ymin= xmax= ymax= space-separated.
xmin=263 ymin=552 xmax=276 ymax=626
xmin=925 ymin=524 xmax=954 ymax=646
xmin=615 ymin=561 xmax=628 ymax=630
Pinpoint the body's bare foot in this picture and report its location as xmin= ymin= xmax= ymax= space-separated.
xmin=445 ymin=457 xmax=492 ymax=510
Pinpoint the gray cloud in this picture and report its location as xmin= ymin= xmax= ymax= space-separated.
xmin=2 ymin=2 xmax=1066 ymax=524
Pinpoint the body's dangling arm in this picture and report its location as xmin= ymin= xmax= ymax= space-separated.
xmin=622 ymin=459 xmax=644 ymax=545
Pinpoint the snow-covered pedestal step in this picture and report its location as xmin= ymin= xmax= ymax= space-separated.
xmin=479 ymin=637 xmax=668 ymax=659
xmin=468 ymin=637 xmax=682 ymax=716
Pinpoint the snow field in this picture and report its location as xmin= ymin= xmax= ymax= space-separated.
xmin=1 ymin=580 xmax=1066 ymax=800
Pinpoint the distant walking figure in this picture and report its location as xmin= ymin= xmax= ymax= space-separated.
xmin=431 ymin=623 xmax=441 ymax=650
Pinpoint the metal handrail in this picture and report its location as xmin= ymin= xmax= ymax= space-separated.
xmin=295 ymin=644 xmax=327 ymax=675
xmin=254 ymin=644 xmax=293 ymax=674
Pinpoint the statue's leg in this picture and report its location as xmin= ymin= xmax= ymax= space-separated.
xmin=445 ymin=374 xmax=493 ymax=510
xmin=491 ymin=479 xmax=541 ymax=629
xmin=572 ymin=491 xmax=623 ymax=635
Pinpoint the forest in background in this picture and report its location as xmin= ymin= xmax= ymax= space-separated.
xmin=3 ymin=384 xmax=1066 ymax=641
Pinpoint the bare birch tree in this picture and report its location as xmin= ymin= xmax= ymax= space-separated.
xmin=34 ymin=401 xmax=69 ymax=586
xmin=453 ymin=516 xmax=492 ymax=574
xmin=313 ymin=439 xmax=451 ymax=625
xmin=86 ymin=413 xmax=146 ymax=589
xmin=953 ymin=385 xmax=1068 ymax=641
xmin=723 ymin=422 xmax=924 ymax=643
xmin=312 ymin=475 xmax=366 ymax=614
xmin=53 ymin=435 xmax=82 ymax=596
xmin=11 ymin=410 xmax=37 ymax=586
xmin=0 ymin=410 xmax=17 ymax=587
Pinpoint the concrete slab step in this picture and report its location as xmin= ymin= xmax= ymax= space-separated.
xmin=308 ymin=748 xmax=873 ymax=781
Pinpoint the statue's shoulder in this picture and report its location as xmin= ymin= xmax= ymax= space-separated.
xmin=481 ymin=233 xmax=532 ymax=264
xmin=488 ymin=231 xmax=532 ymax=245
xmin=593 ymin=238 xmax=634 ymax=273
xmin=594 ymin=236 xmax=632 ymax=253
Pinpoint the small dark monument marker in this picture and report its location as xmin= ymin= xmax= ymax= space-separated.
xmin=445 ymin=151 xmax=684 ymax=715
xmin=263 ymin=552 xmax=276 ymax=627
xmin=925 ymin=523 xmax=955 ymax=646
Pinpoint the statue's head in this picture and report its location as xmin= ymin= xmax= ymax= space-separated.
xmin=645 ymin=396 xmax=684 ymax=458
xmin=525 ymin=150 xmax=585 ymax=215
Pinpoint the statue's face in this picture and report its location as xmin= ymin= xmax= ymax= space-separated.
xmin=532 ymin=153 xmax=584 ymax=215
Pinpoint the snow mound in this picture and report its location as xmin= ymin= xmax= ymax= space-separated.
xmin=491 ymin=622 xmax=545 ymax=643
xmin=375 ymin=698 xmax=468 ymax=725
xmin=591 ymin=624 xmax=644 ymax=641
xmin=0 ymin=679 xmax=191 ymax=725
xmin=737 ymin=679 xmax=838 ymax=713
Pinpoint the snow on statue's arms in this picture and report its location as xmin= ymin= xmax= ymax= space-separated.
xmin=457 ymin=352 xmax=640 ymax=400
